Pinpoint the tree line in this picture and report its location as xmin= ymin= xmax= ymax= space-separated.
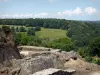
xmin=0 ymin=18 xmax=69 ymax=30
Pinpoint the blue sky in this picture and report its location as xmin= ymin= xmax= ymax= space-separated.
xmin=0 ymin=0 xmax=100 ymax=20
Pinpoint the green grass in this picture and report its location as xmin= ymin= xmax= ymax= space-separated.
xmin=0 ymin=25 xmax=25 ymax=28
xmin=0 ymin=25 xmax=67 ymax=39
xmin=36 ymin=28 xmax=67 ymax=39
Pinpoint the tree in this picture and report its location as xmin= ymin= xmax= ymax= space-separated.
xmin=35 ymin=26 xmax=41 ymax=31
xmin=10 ymin=27 xmax=15 ymax=32
xmin=16 ymin=27 xmax=19 ymax=32
xmin=27 ymin=28 xmax=35 ymax=36
xmin=88 ymin=37 xmax=100 ymax=57
xmin=19 ymin=26 xmax=26 ymax=32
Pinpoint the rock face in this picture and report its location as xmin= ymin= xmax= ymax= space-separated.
xmin=16 ymin=53 xmax=64 ymax=75
xmin=0 ymin=67 xmax=21 ymax=75
xmin=0 ymin=26 xmax=21 ymax=65
xmin=32 ymin=68 xmax=75 ymax=75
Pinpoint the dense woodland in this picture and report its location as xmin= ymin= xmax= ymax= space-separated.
xmin=0 ymin=18 xmax=100 ymax=64
xmin=0 ymin=18 xmax=69 ymax=30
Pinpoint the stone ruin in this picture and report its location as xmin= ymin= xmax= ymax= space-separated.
xmin=0 ymin=26 xmax=21 ymax=66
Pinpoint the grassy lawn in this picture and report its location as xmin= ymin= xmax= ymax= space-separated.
xmin=36 ymin=28 xmax=67 ymax=39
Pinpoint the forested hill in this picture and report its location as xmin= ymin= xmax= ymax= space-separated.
xmin=0 ymin=18 xmax=100 ymax=30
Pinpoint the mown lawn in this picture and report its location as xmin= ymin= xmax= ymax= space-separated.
xmin=36 ymin=28 xmax=67 ymax=39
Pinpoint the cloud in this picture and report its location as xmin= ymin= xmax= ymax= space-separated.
xmin=85 ymin=7 xmax=97 ymax=15
xmin=73 ymin=7 xmax=83 ymax=15
xmin=0 ymin=13 xmax=33 ymax=18
xmin=57 ymin=7 xmax=84 ymax=16
xmin=34 ymin=13 xmax=49 ymax=18
xmin=48 ymin=0 xmax=56 ymax=3
xmin=0 ymin=7 xmax=98 ymax=19
xmin=0 ymin=13 xmax=49 ymax=18
xmin=57 ymin=10 xmax=73 ymax=16
xmin=57 ymin=7 xmax=98 ymax=17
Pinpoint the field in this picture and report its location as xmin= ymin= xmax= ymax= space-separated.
xmin=36 ymin=28 xmax=67 ymax=39
xmin=0 ymin=25 xmax=67 ymax=39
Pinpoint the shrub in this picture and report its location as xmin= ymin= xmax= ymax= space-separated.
xmin=78 ymin=47 xmax=89 ymax=58
xmin=19 ymin=26 xmax=26 ymax=32
xmin=27 ymin=28 xmax=35 ymax=36
xmin=85 ymin=56 xmax=93 ymax=62
xmin=92 ymin=58 xmax=100 ymax=65
xmin=35 ymin=26 xmax=41 ymax=31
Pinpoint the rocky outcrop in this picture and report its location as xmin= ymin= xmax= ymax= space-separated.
xmin=16 ymin=53 xmax=64 ymax=75
xmin=0 ymin=26 xmax=21 ymax=66
xmin=32 ymin=68 xmax=75 ymax=75
xmin=0 ymin=67 xmax=21 ymax=75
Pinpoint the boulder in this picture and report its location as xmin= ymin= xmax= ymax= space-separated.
xmin=32 ymin=68 xmax=75 ymax=75
xmin=15 ymin=53 xmax=64 ymax=75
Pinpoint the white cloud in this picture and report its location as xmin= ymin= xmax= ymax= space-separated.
xmin=0 ymin=13 xmax=49 ymax=18
xmin=73 ymin=7 xmax=83 ymax=15
xmin=48 ymin=0 xmax=56 ymax=3
xmin=0 ymin=13 xmax=33 ymax=18
xmin=0 ymin=7 xmax=98 ymax=19
xmin=57 ymin=10 xmax=73 ymax=16
xmin=57 ymin=7 xmax=83 ymax=16
xmin=85 ymin=7 xmax=97 ymax=15
xmin=34 ymin=13 xmax=49 ymax=18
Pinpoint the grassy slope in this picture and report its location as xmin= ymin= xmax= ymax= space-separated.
xmin=36 ymin=28 xmax=67 ymax=39
xmin=0 ymin=25 xmax=67 ymax=39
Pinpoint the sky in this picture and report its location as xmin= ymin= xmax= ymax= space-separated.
xmin=0 ymin=0 xmax=100 ymax=20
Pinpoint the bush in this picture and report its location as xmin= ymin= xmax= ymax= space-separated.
xmin=19 ymin=26 xmax=26 ymax=32
xmin=10 ymin=27 xmax=15 ymax=32
xmin=2 ymin=26 xmax=10 ymax=32
xmin=78 ymin=47 xmax=89 ymax=58
xmin=85 ymin=56 xmax=93 ymax=62
xmin=35 ymin=26 xmax=41 ymax=31
xmin=27 ymin=28 xmax=35 ymax=36
xmin=49 ymin=38 xmax=76 ymax=51
xmin=92 ymin=58 xmax=100 ymax=65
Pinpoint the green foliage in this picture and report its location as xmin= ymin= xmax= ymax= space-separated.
xmin=10 ymin=27 xmax=15 ymax=32
xmin=16 ymin=27 xmax=20 ymax=32
xmin=35 ymin=26 xmax=41 ymax=31
xmin=67 ymin=21 xmax=100 ymax=47
xmin=46 ymin=38 xmax=76 ymax=51
xmin=78 ymin=47 xmax=88 ymax=58
xmin=92 ymin=58 xmax=100 ymax=65
xmin=27 ymin=28 xmax=35 ymax=36
xmin=19 ymin=26 xmax=26 ymax=32
xmin=88 ymin=37 xmax=100 ymax=57
xmin=85 ymin=56 xmax=93 ymax=62
xmin=25 ymin=24 xmax=32 ymax=27
xmin=2 ymin=25 xmax=10 ymax=32
xmin=0 ymin=18 xmax=69 ymax=30
xmin=15 ymin=33 xmax=42 ymax=45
